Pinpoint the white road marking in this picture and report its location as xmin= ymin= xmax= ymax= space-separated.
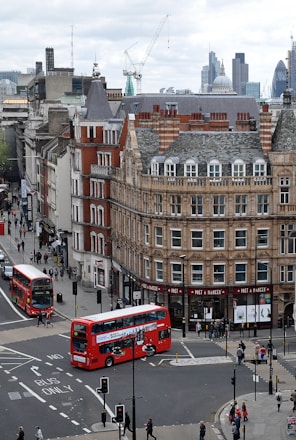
xmin=19 ymin=382 xmax=46 ymax=403
xmin=0 ymin=287 xmax=29 ymax=320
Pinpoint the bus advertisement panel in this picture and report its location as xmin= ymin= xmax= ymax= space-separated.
xmin=11 ymin=264 xmax=54 ymax=316
xmin=70 ymin=304 xmax=171 ymax=370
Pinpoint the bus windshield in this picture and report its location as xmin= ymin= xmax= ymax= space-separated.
xmin=32 ymin=290 xmax=53 ymax=308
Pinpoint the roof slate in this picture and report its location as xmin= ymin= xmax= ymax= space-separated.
xmin=85 ymin=79 xmax=113 ymax=120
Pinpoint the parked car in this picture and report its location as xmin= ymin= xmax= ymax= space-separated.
xmin=2 ymin=265 xmax=13 ymax=280
xmin=0 ymin=250 xmax=5 ymax=263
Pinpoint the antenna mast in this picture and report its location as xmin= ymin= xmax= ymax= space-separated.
xmin=71 ymin=24 xmax=74 ymax=69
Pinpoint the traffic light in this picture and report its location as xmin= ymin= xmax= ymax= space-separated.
xmin=72 ymin=281 xmax=77 ymax=296
xmin=231 ymin=376 xmax=236 ymax=386
xmin=100 ymin=376 xmax=109 ymax=394
xmin=115 ymin=404 xmax=125 ymax=423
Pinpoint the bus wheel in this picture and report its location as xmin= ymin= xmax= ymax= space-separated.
xmin=105 ymin=356 xmax=114 ymax=368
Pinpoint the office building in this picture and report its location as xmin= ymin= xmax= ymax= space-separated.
xmin=232 ymin=53 xmax=249 ymax=95
xmin=272 ymin=60 xmax=286 ymax=98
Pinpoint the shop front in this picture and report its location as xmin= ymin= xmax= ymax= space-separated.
xmin=232 ymin=285 xmax=272 ymax=331
xmin=187 ymin=287 xmax=228 ymax=331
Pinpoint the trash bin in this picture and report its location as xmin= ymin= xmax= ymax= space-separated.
xmin=278 ymin=317 xmax=283 ymax=328
xmin=57 ymin=292 xmax=63 ymax=303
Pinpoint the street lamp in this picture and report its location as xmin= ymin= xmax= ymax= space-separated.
xmin=258 ymin=261 xmax=273 ymax=394
xmin=180 ymin=255 xmax=186 ymax=338
xmin=113 ymin=336 xmax=154 ymax=440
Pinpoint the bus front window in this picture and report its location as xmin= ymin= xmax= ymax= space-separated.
xmin=32 ymin=290 xmax=53 ymax=308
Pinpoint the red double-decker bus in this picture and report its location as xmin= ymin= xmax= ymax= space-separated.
xmin=70 ymin=304 xmax=171 ymax=370
xmin=11 ymin=264 xmax=54 ymax=316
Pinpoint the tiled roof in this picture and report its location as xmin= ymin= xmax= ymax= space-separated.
xmin=121 ymin=94 xmax=259 ymax=127
xmin=272 ymin=109 xmax=296 ymax=151
xmin=85 ymin=79 xmax=113 ymax=120
xmin=136 ymin=129 xmax=264 ymax=174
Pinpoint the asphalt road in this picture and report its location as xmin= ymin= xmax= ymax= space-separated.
xmin=0 ymin=313 xmax=268 ymax=440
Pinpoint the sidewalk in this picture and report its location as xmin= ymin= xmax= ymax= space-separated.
xmin=1 ymin=207 xmax=296 ymax=439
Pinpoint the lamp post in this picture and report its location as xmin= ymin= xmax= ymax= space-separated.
xmin=113 ymin=336 xmax=154 ymax=440
xmin=259 ymin=261 xmax=273 ymax=394
xmin=180 ymin=255 xmax=186 ymax=338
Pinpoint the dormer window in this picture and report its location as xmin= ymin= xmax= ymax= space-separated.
xmin=253 ymin=159 xmax=266 ymax=177
xmin=164 ymin=157 xmax=179 ymax=177
xmin=208 ymin=159 xmax=221 ymax=178
xmin=151 ymin=160 xmax=159 ymax=176
xmin=184 ymin=159 xmax=198 ymax=177
xmin=232 ymin=159 xmax=245 ymax=179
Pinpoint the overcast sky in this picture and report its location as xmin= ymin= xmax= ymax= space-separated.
xmin=0 ymin=0 xmax=295 ymax=96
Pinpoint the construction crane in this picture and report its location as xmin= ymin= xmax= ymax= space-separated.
xmin=123 ymin=14 xmax=169 ymax=94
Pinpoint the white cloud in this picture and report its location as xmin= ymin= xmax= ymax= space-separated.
xmin=0 ymin=0 xmax=294 ymax=95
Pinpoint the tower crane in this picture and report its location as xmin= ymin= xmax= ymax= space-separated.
xmin=123 ymin=14 xmax=169 ymax=94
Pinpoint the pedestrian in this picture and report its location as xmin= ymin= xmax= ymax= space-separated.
xmin=255 ymin=341 xmax=260 ymax=361
xmin=60 ymin=267 xmax=64 ymax=281
xmin=43 ymin=252 xmax=48 ymax=264
xmin=68 ymin=266 xmax=72 ymax=279
xmin=236 ymin=344 xmax=243 ymax=365
xmin=290 ymin=389 xmax=296 ymax=411
xmin=35 ymin=426 xmax=43 ymax=440
xmin=199 ymin=420 xmax=206 ymax=440
xmin=46 ymin=311 xmax=53 ymax=328
xmin=43 ymin=267 xmax=47 ymax=274
xmin=229 ymin=401 xmax=236 ymax=423
xmin=49 ymin=267 xmax=54 ymax=278
xmin=54 ymin=267 xmax=59 ymax=281
xmin=240 ymin=340 xmax=246 ymax=361
xmin=123 ymin=412 xmax=133 ymax=435
xmin=36 ymin=251 xmax=42 ymax=264
xmin=17 ymin=241 xmax=21 ymax=252
xmin=146 ymin=418 xmax=156 ymax=440
xmin=275 ymin=390 xmax=282 ymax=412
xmin=16 ymin=425 xmax=25 ymax=440
xmin=259 ymin=345 xmax=266 ymax=361
xmin=196 ymin=321 xmax=201 ymax=337
xmin=267 ymin=337 xmax=274 ymax=358
xmin=239 ymin=321 xmax=244 ymax=337
xmin=235 ymin=410 xmax=241 ymax=439
xmin=37 ymin=311 xmax=45 ymax=327
xmin=21 ymin=239 xmax=25 ymax=252
xmin=30 ymin=252 xmax=33 ymax=264
xmin=231 ymin=421 xmax=238 ymax=440
xmin=19 ymin=228 xmax=22 ymax=239
xmin=241 ymin=400 xmax=248 ymax=421
xmin=23 ymin=227 xmax=27 ymax=238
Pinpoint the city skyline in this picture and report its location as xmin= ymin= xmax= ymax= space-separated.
xmin=0 ymin=0 xmax=295 ymax=95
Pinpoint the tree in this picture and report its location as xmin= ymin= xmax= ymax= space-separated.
xmin=0 ymin=129 xmax=12 ymax=182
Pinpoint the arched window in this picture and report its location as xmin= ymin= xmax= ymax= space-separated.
xmin=90 ymin=204 xmax=96 ymax=224
xmin=184 ymin=159 xmax=198 ymax=177
xmin=253 ymin=159 xmax=266 ymax=177
xmin=151 ymin=159 xmax=159 ymax=176
xmin=90 ymin=232 xmax=97 ymax=253
xmin=97 ymin=206 xmax=104 ymax=226
xmin=164 ymin=158 xmax=178 ymax=177
xmin=208 ymin=159 xmax=221 ymax=178
xmin=232 ymin=159 xmax=245 ymax=178
xmin=98 ymin=234 xmax=105 ymax=255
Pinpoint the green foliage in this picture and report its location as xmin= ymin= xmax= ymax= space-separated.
xmin=0 ymin=129 xmax=11 ymax=179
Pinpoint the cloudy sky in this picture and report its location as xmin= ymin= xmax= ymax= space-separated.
xmin=0 ymin=0 xmax=294 ymax=95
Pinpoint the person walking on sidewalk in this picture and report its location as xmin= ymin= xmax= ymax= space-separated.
xmin=241 ymin=400 xmax=248 ymax=421
xmin=37 ymin=311 xmax=45 ymax=327
xmin=21 ymin=239 xmax=25 ymax=252
xmin=46 ymin=311 xmax=53 ymax=328
xmin=199 ymin=420 xmax=206 ymax=440
xmin=196 ymin=321 xmax=201 ymax=337
xmin=123 ymin=412 xmax=132 ymax=436
xmin=290 ymin=389 xmax=296 ymax=411
xmin=275 ymin=390 xmax=282 ymax=412
xmin=30 ymin=252 xmax=33 ymax=263
xmin=146 ymin=418 xmax=156 ymax=440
